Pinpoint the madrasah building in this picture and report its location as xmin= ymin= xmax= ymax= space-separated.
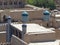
xmin=0 ymin=0 xmax=26 ymax=9
xmin=0 ymin=0 xmax=60 ymax=45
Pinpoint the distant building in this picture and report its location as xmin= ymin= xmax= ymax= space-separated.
xmin=55 ymin=0 xmax=60 ymax=5
xmin=54 ymin=0 xmax=60 ymax=10
xmin=0 ymin=0 xmax=26 ymax=9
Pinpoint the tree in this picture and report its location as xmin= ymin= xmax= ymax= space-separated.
xmin=48 ymin=0 xmax=56 ymax=10
xmin=27 ymin=0 xmax=34 ymax=5
xmin=27 ymin=0 xmax=56 ymax=10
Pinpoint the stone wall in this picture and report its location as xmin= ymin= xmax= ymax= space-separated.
xmin=11 ymin=35 xmax=28 ymax=45
xmin=0 ymin=33 xmax=6 ymax=43
xmin=0 ymin=9 xmax=44 ymax=22
xmin=55 ymin=29 xmax=60 ymax=39
xmin=0 ymin=24 xmax=6 ymax=31
xmin=24 ymin=32 xmax=56 ymax=43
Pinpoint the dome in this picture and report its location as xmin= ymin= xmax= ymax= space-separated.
xmin=43 ymin=10 xmax=50 ymax=15
xmin=6 ymin=16 xmax=11 ymax=19
xmin=22 ymin=11 xmax=28 ymax=16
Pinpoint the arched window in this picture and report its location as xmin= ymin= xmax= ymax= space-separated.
xmin=3 ymin=15 xmax=7 ymax=22
xmin=19 ymin=32 xmax=22 ymax=39
xmin=14 ymin=1 xmax=17 ymax=5
xmin=16 ymin=30 xmax=18 ymax=36
xmin=0 ymin=2 xmax=2 ymax=5
xmin=9 ymin=1 xmax=13 ymax=5
xmin=19 ymin=1 xmax=21 ymax=5
xmin=4 ymin=2 xmax=7 ymax=5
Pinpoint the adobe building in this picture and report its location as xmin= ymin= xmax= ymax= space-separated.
xmin=55 ymin=0 xmax=60 ymax=5
xmin=11 ymin=23 xmax=56 ymax=43
xmin=54 ymin=0 xmax=60 ymax=10
xmin=0 ymin=7 xmax=44 ymax=22
xmin=0 ymin=0 xmax=26 ymax=9
xmin=0 ymin=0 xmax=45 ymax=23
xmin=0 ymin=10 xmax=60 ymax=45
xmin=10 ymin=23 xmax=60 ymax=45
xmin=1 ymin=0 xmax=60 ymax=45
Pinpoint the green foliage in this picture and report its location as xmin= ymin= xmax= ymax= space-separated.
xmin=27 ymin=0 xmax=56 ymax=10
xmin=48 ymin=0 xmax=56 ymax=10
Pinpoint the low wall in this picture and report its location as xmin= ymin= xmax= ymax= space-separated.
xmin=24 ymin=33 xmax=56 ymax=43
xmin=0 ymin=24 xmax=6 ymax=31
xmin=55 ymin=29 xmax=60 ymax=39
xmin=0 ymin=32 xmax=6 ymax=43
xmin=11 ymin=35 xmax=28 ymax=45
xmin=0 ymin=8 xmax=44 ymax=22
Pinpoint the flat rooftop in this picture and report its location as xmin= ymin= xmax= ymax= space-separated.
xmin=28 ymin=40 xmax=59 ymax=45
xmin=11 ymin=23 xmax=55 ymax=34
xmin=0 ymin=31 xmax=6 ymax=34
xmin=28 ymin=40 xmax=60 ymax=45
xmin=0 ymin=5 xmax=44 ymax=12
xmin=55 ymin=14 xmax=60 ymax=17
xmin=0 ymin=9 xmax=35 ymax=13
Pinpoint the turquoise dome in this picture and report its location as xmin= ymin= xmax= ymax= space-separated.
xmin=22 ymin=11 xmax=28 ymax=16
xmin=43 ymin=10 xmax=50 ymax=15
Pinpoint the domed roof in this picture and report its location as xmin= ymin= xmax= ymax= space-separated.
xmin=6 ymin=16 xmax=11 ymax=19
xmin=43 ymin=10 xmax=50 ymax=15
xmin=22 ymin=11 xmax=28 ymax=16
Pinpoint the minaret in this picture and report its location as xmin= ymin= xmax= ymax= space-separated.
xmin=6 ymin=16 xmax=12 ymax=45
